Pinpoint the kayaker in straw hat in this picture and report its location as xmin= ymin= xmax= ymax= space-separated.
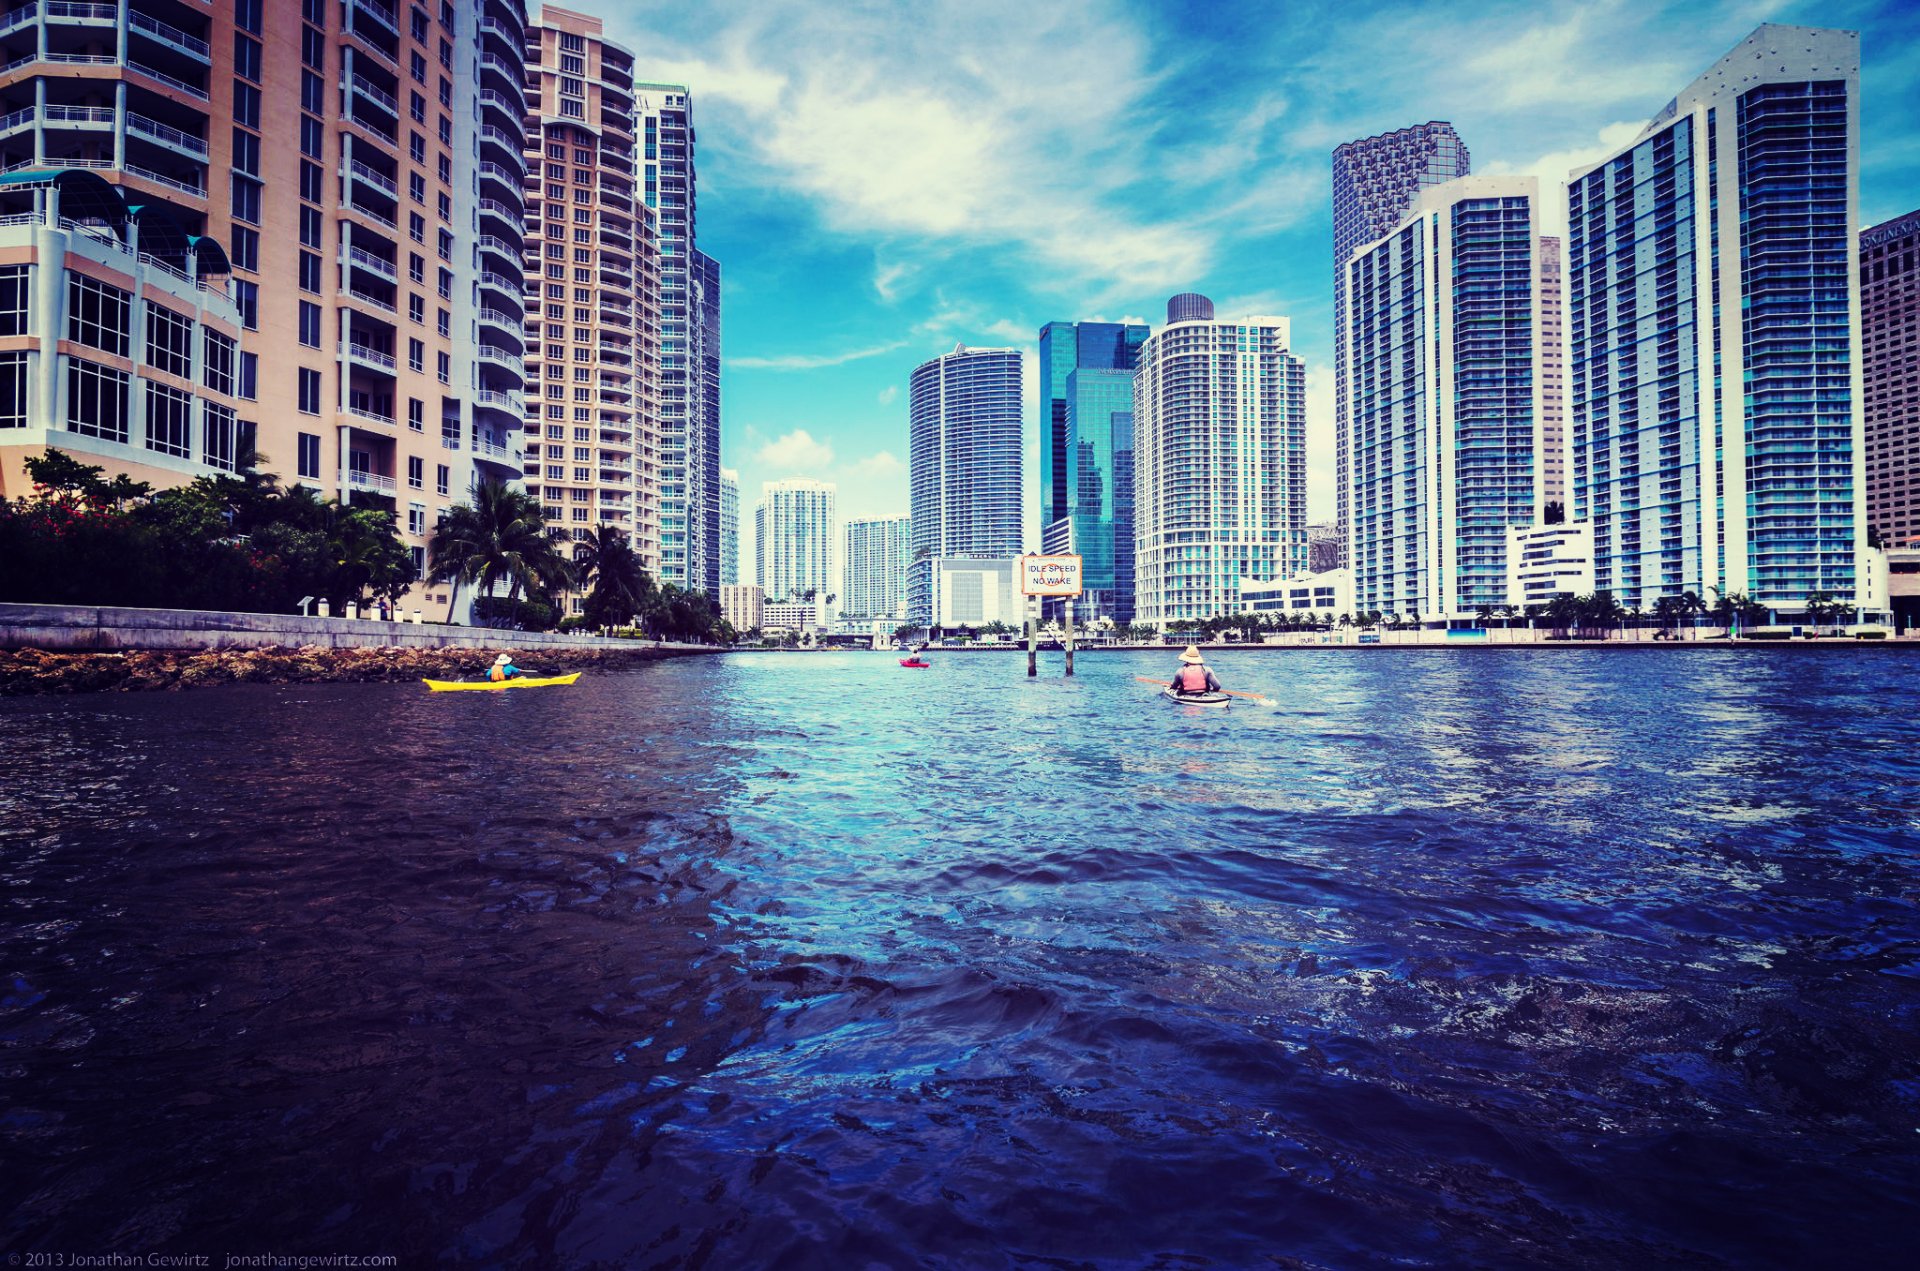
xmin=1170 ymin=645 xmax=1222 ymax=697
xmin=488 ymin=653 xmax=524 ymax=683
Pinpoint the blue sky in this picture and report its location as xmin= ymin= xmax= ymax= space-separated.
xmin=595 ymin=0 xmax=1920 ymax=565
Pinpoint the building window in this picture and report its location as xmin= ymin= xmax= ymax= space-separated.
xmin=408 ymin=398 xmax=424 ymax=432
xmin=297 ymin=432 xmax=321 ymax=480
xmin=67 ymin=275 xmax=130 ymax=356
xmin=234 ymin=83 xmax=261 ymax=130
xmin=436 ymin=351 xmax=449 ymax=384
xmin=66 ymin=358 xmax=129 ymax=442
xmin=238 ymin=353 xmax=257 ymax=402
xmin=229 ymin=226 xmax=259 ymax=273
xmin=300 ymin=206 xmax=323 ymax=250
xmin=409 ymin=172 xmax=426 ymax=204
xmin=204 ymin=330 xmax=236 ymax=395
xmin=234 ymin=34 xmax=262 ymax=84
xmin=202 ymin=402 xmax=238 ymax=471
xmin=145 ymin=302 xmax=193 ymax=378
xmin=408 ymin=339 xmax=424 ymax=372
xmin=299 ymin=115 xmax=323 ymax=160
xmin=0 ymin=264 xmax=26 ymax=335
xmin=0 ymin=349 xmax=27 ymax=427
xmin=230 ymin=177 xmax=261 ymax=226
xmin=408 ymin=503 xmax=425 ymax=536
xmin=232 ymin=128 xmax=261 ymax=177
xmin=436 ymin=464 xmax=449 ymax=495
xmin=301 ymin=70 xmax=325 ymax=115
xmin=297 ymin=366 xmax=323 ymax=415
xmin=408 ymin=294 xmax=425 ymax=323
xmin=232 ymin=280 xmax=258 ymax=330
xmin=300 ymin=161 xmax=323 ymax=203
xmin=144 ymin=382 xmax=193 ymax=458
xmin=298 ymin=301 xmax=321 ymax=349
xmin=408 ymin=455 xmax=424 ymax=489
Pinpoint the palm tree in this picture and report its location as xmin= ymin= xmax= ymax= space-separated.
xmin=574 ymin=524 xmax=654 ymax=629
xmin=427 ymin=480 xmax=573 ymax=625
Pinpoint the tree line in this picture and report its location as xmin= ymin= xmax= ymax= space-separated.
xmin=0 ymin=450 xmax=731 ymax=643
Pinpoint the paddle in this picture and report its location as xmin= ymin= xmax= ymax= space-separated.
xmin=1134 ymin=676 xmax=1277 ymax=707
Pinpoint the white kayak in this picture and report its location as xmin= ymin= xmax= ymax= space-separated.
xmin=1162 ymin=687 xmax=1231 ymax=708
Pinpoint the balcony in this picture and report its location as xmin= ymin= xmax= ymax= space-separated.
xmin=349 ymin=74 xmax=399 ymax=116
xmin=477 ymin=306 xmax=523 ymax=337
xmin=124 ymin=162 xmax=205 ymax=198
xmin=343 ymin=468 xmax=396 ymax=494
xmin=477 ymin=344 xmax=522 ymax=375
xmin=352 ymin=0 xmax=399 ymax=35
xmin=125 ymin=60 xmax=208 ymax=102
xmin=341 ymin=339 xmax=397 ymax=374
xmin=126 ymin=112 xmax=208 ymax=158
xmin=128 ymin=10 xmax=211 ymax=61
xmin=347 ymin=158 xmax=399 ymax=198
xmin=343 ymin=403 xmax=397 ymax=428
xmin=473 ymin=437 xmax=520 ymax=465
xmin=478 ymin=272 xmax=521 ymax=305
xmin=341 ymin=284 xmax=397 ymax=316
xmin=472 ymin=388 xmax=524 ymax=414
xmin=343 ymin=244 xmax=397 ymax=281
xmin=40 ymin=2 xmax=116 ymax=28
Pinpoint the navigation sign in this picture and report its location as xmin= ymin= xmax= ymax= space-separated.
xmin=1020 ymin=553 xmax=1083 ymax=596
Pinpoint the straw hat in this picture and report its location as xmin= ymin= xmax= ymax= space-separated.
xmin=492 ymin=653 xmax=511 ymax=665
xmin=1179 ymin=645 xmax=1205 ymax=664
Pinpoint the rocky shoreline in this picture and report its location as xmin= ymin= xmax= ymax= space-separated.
xmin=0 ymin=643 xmax=701 ymax=695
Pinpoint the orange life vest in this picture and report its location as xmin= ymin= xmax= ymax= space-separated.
xmin=1177 ymin=664 xmax=1209 ymax=692
xmin=490 ymin=665 xmax=506 ymax=682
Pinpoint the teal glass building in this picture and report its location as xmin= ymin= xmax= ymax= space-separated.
xmin=1038 ymin=321 xmax=1147 ymax=623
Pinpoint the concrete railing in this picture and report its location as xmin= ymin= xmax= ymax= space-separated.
xmin=0 ymin=603 xmax=718 ymax=655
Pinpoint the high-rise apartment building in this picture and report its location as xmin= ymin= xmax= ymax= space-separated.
xmin=1133 ymin=293 xmax=1307 ymax=627
xmin=719 ymin=466 xmax=738 ymax=585
xmin=1345 ymin=176 xmax=1548 ymax=622
xmin=521 ymin=6 xmax=661 ymax=597
xmin=1538 ymin=236 xmax=1568 ymax=513
xmin=1568 ymin=25 xmax=1864 ymax=614
xmin=0 ymin=0 xmax=532 ymax=607
xmin=636 ymin=80 xmax=721 ymax=598
xmin=1038 ymin=321 xmax=1147 ymax=624
xmin=843 ymin=515 xmax=910 ymax=620
xmin=906 ymin=344 xmax=1022 ymax=624
xmin=754 ymin=477 xmax=834 ymax=610
xmin=1331 ymin=122 xmax=1470 ymax=569
xmin=1863 ymin=209 xmax=1919 ymax=545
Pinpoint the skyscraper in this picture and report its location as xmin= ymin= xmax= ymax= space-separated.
xmin=719 ymin=467 xmax=739 ymax=586
xmin=754 ymin=478 xmax=835 ymax=610
xmin=1538 ymin=236 xmax=1568 ymax=514
xmin=1038 ymin=321 xmax=1148 ymax=623
xmin=843 ymin=516 xmax=911 ymax=620
xmin=1332 ymin=123 xmax=1471 ymax=568
xmin=1134 ymin=294 xmax=1307 ymax=626
xmin=1345 ymin=176 xmax=1548 ymax=622
xmin=522 ymin=6 xmax=662 ymax=594
xmin=1568 ymin=25 xmax=1863 ymax=614
xmin=0 ymin=0 xmax=532 ymax=610
xmin=906 ymin=344 xmax=1023 ymax=624
xmin=637 ymin=81 xmax=722 ymax=599
xmin=1863 ymin=209 xmax=1919 ymax=546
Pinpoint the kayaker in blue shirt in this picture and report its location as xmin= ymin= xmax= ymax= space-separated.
xmin=489 ymin=654 xmax=523 ymax=682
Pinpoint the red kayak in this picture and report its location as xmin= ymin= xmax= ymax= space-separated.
xmin=900 ymin=658 xmax=931 ymax=668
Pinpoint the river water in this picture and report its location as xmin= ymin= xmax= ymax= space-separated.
xmin=2 ymin=648 xmax=1917 ymax=1267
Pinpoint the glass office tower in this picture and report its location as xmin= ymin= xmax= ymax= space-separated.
xmin=1568 ymin=24 xmax=1863 ymax=614
xmin=1038 ymin=320 xmax=1147 ymax=623
xmin=1346 ymin=177 xmax=1546 ymax=622
xmin=907 ymin=344 xmax=1023 ymax=624
xmin=1331 ymin=123 xmax=1470 ymax=568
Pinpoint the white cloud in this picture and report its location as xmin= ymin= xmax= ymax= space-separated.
xmin=877 ymin=384 xmax=899 ymax=405
xmin=755 ymin=428 xmax=836 ymax=471
xmin=848 ymin=450 xmax=904 ymax=479
xmin=1481 ymin=120 xmax=1646 ymax=237
xmin=731 ymin=340 xmax=908 ymax=371
xmin=607 ymin=1 xmax=1213 ymax=298
xmin=874 ymin=260 xmax=911 ymax=302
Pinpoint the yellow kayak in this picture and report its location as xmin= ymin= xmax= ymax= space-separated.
xmin=422 ymin=672 xmax=581 ymax=692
